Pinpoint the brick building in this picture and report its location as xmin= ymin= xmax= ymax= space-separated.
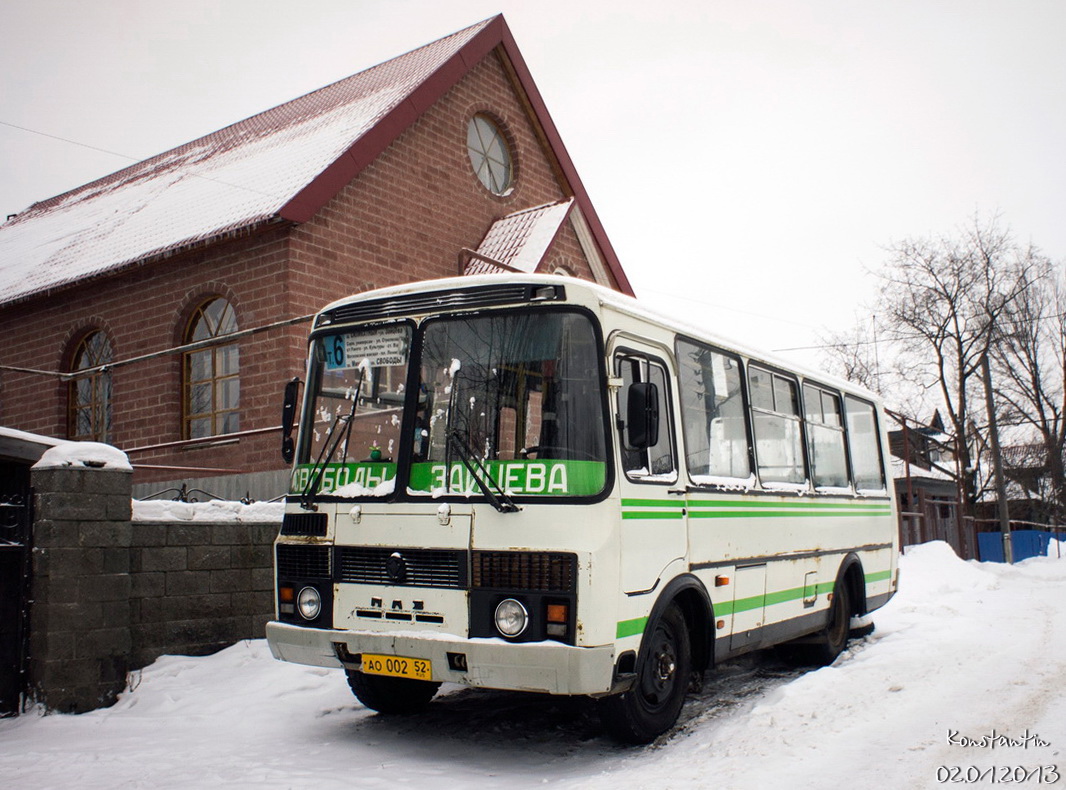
xmin=0 ymin=16 xmax=632 ymax=499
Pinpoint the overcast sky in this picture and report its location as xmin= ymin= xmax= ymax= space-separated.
xmin=2 ymin=0 xmax=1063 ymax=366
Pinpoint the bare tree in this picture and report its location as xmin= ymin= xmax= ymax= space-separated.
xmin=990 ymin=257 xmax=1066 ymax=522
xmin=819 ymin=320 xmax=881 ymax=393
xmin=870 ymin=215 xmax=1043 ymax=515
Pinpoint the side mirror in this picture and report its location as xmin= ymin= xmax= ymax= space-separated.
xmin=626 ymin=381 xmax=660 ymax=450
xmin=281 ymin=377 xmax=300 ymax=464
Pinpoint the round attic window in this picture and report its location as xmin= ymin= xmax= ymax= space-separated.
xmin=466 ymin=114 xmax=513 ymax=195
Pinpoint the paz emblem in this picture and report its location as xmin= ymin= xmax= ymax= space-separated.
xmin=386 ymin=551 xmax=407 ymax=584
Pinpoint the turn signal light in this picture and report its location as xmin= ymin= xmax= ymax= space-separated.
xmin=279 ymin=584 xmax=295 ymax=615
xmin=546 ymin=602 xmax=569 ymax=639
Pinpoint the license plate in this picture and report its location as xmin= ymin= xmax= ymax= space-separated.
xmin=361 ymin=653 xmax=432 ymax=681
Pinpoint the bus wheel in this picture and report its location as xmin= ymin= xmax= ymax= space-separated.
xmin=600 ymin=603 xmax=691 ymax=744
xmin=803 ymin=582 xmax=852 ymax=666
xmin=346 ymin=670 xmax=441 ymax=714
xmin=849 ymin=613 xmax=875 ymax=639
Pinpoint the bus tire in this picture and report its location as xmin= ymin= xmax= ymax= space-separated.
xmin=849 ymin=614 xmax=875 ymax=639
xmin=346 ymin=670 xmax=441 ymax=714
xmin=805 ymin=581 xmax=852 ymax=666
xmin=600 ymin=602 xmax=691 ymax=744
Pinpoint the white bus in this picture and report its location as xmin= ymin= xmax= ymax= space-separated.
xmin=267 ymin=274 xmax=899 ymax=743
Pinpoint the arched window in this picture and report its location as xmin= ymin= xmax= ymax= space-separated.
xmin=184 ymin=297 xmax=239 ymax=439
xmin=68 ymin=331 xmax=113 ymax=442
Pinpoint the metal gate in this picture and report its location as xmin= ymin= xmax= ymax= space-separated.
xmin=0 ymin=461 xmax=32 ymax=716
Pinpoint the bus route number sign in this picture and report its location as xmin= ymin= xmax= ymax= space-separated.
xmin=325 ymin=326 xmax=409 ymax=370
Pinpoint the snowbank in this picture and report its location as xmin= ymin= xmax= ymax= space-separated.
xmin=1045 ymin=537 xmax=1066 ymax=559
xmin=132 ymin=499 xmax=284 ymax=523
xmin=1 ymin=541 xmax=1064 ymax=789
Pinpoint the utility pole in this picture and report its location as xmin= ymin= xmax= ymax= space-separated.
xmin=982 ymin=351 xmax=1013 ymax=563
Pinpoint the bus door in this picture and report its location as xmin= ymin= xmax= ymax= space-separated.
xmin=612 ymin=344 xmax=686 ymax=595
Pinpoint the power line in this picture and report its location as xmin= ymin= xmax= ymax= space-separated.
xmin=0 ymin=313 xmax=314 ymax=381
xmin=0 ymin=119 xmax=141 ymax=163
xmin=636 ymin=285 xmax=821 ymax=331
xmin=0 ymin=118 xmax=286 ymax=202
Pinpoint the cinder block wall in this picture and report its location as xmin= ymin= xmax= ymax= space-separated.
xmin=129 ymin=519 xmax=275 ymax=669
xmin=29 ymin=465 xmax=134 ymax=712
xmin=29 ymin=464 xmax=277 ymax=713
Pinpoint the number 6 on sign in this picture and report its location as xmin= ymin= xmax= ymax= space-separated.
xmin=326 ymin=335 xmax=345 ymax=368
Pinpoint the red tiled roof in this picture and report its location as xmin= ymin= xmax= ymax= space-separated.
xmin=0 ymin=15 xmax=632 ymax=305
xmin=466 ymin=198 xmax=574 ymax=275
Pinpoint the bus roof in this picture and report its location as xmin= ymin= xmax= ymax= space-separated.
xmin=317 ymin=273 xmax=882 ymax=403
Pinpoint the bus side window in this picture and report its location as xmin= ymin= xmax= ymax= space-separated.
xmin=676 ymin=339 xmax=750 ymax=482
xmin=803 ymin=383 xmax=849 ymax=489
xmin=844 ymin=395 xmax=887 ymax=491
xmin=748 ymin=366 xmax=806 ymax=486
xmin=617 ymin=354 xmax=677 ymax=482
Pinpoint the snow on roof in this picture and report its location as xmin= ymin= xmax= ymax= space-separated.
xmin=0 ymin=425 xmax=64 ymax=448
xmin=891 ymin=454 xmax=956 ymax=484
xmin=0 ymin=18 xmax=494 ymax=306
xmin=33 ymin=440 xmax=132 ymax=471
xmin=0 ymin=425 xmax=64 ymax=463
xmin=465 ymin=198 xmax=574 ymax=275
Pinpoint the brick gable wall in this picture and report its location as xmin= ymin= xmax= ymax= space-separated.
xmin=0 ymin=47 xmax=616 ymax=490
xmin=287 ymin=50 xmax=608 ymax=316
xmin=0 ymin=228 xmax=295 ymax=484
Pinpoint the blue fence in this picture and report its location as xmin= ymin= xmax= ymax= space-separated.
xmin=977 ymin=529 xmax=1065 ymax=562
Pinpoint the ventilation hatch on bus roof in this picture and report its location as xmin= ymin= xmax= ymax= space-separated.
xmin=318 ymin=282 xmax=565 ymax=327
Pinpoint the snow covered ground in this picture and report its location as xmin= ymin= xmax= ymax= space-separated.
xmin=3 ymin=541 xmax=1064 ymax=789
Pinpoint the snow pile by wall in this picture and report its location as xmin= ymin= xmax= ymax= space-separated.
xmin=132 ymin=499 xmax=284 ymax=523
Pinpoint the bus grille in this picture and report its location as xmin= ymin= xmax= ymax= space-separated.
xmin=472 ymin=551 xmax=576 ymax=593
xmin=280 ymin=512 xmax=327 ymax=537
xmin=335 ymin=547 xmax=467 ymax=589
xmin=276 ymin=544 xmax=331 ymax=579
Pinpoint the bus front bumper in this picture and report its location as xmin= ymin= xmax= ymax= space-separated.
xmin=266 ymin=621 xmax=617 ymax=696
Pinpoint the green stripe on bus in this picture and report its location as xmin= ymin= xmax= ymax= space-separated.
xmin=689 ymin=502 xmax=891 ymax=517
xmin=688 ymin=509 xmax=889 ymax=519
xmin=621 ymin=499 xmax=687 ymax=508
xmin=619 ymin=571 xmax=891 ymax=634
xmin=616 ymin=617 xmax=648 ymax=639
xmin=620 ymin=498 xmax=686 ymax=520
xmin=688 ymin=499 xmax=891 ymax=511
xmin=764 ymin=585 xmax=805 ymax=608
xmin=620 ymin=497 xmax=892 ymax=520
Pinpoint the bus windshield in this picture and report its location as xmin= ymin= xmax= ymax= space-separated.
xmin=413 ymin=311 xmax=606 ymax=499
xmin=292 ymin=311 xmax=608 ymax=501
xmin=293 ymin=323 xmax=412 ymax=499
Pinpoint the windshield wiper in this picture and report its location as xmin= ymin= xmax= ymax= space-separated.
xmin=445 ymin=368 xmax=519 ymax=514
xmin=300 ymin=372 xmax=362 ymax=511
xmin=446 ymin=430 xmax=520 ymax=513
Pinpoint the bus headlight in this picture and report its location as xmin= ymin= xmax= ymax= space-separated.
xmin=494 ymin=598 xmax=528 ymax=637
xmin=297 ymin=586 xmax=322 ymax=621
